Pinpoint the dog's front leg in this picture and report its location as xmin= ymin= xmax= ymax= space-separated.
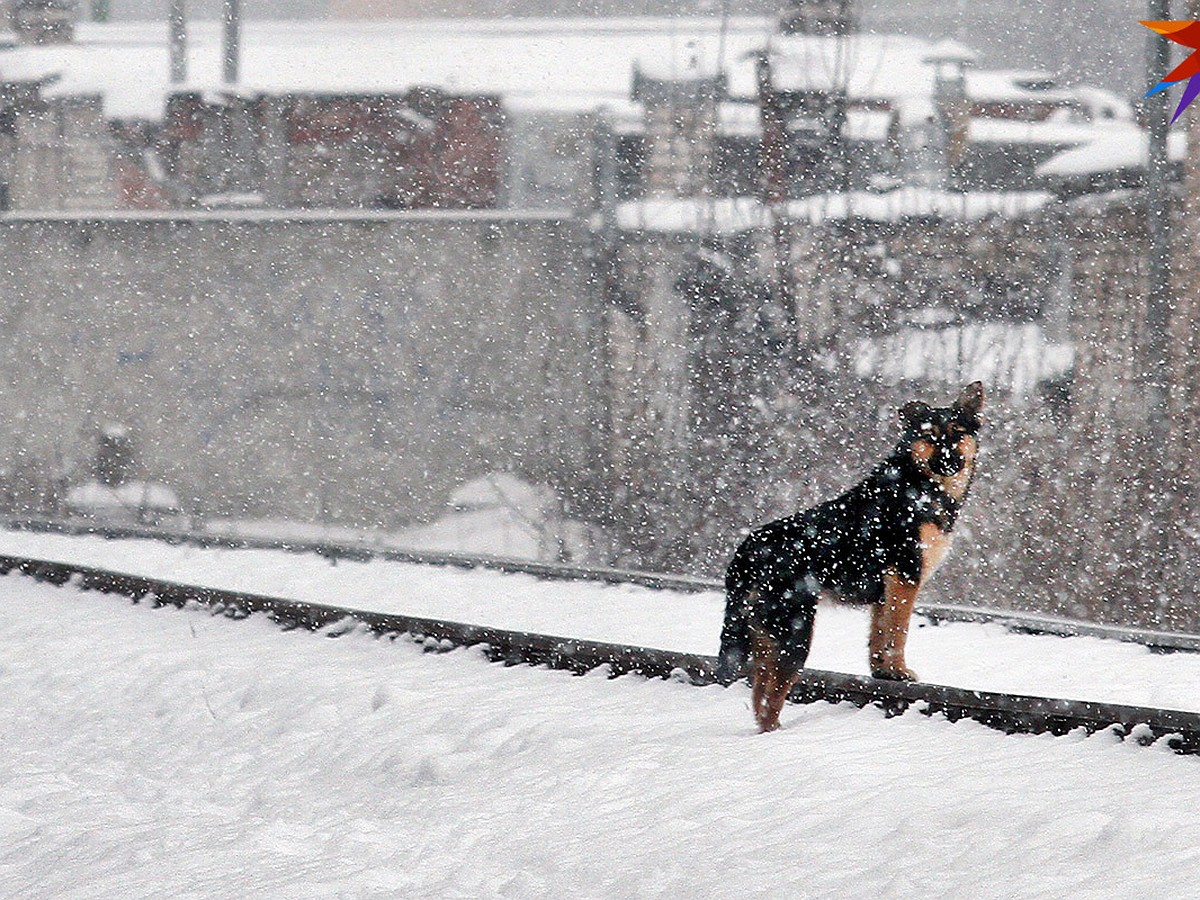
xmin=870 ymin=574 xmax=919 ymax=681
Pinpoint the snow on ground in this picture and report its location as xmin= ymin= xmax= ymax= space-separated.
xmin=1 ymin=530 xmax=1199 ymax=714
xmin=1 ymin=573 xmax=1198 ymax=899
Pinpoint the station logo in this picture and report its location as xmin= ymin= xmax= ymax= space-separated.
xmin=1142 ymin=20 xmax=1200 ymax=123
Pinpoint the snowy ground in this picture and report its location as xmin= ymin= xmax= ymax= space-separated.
xmin=0 ymin=530 xmax=1198 ymax=713
xmin=2 ymin=572 xmax=1199 ymax=899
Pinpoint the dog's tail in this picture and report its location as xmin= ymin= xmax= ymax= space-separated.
xmin=715 ymin=577 xmax=753 ymax=686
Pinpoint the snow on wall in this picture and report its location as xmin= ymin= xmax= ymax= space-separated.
xmin=615 ymin=189 xmax=1053 ymax=234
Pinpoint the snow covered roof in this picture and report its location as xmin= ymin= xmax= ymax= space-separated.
xmin=0 ymin=18 xmax=1128 ymax=130
xmin=1070 ymin=85 xmax=1134 ymax=122
xmin=763 ymin=41 xmax=1122 ymax=125
xmin=921 ymin=38 xmax=979 ymax=67
xmin=767 ymin=33 xmax=938 ymax=122
xmin=969 ymin=117 xmax=1133 ymax=147
xmin=1037 ymin=127 xmax=1188 ymax=178
xmin=447 ymin=472 xmax=548 ymax=517
xmin=616 ymin=189 xmax=1053 ymax=234
xmin=0 ymin=17 xmax=776 ymax=120
xmin=854 ymin=321 xmax=1074 ymax=399
xmin=968 ymin=73 xmax=1133 ymax=128
xmin=967 ymin=70 xmax=1075 ymax=105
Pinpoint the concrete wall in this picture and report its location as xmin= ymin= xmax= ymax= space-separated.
xmin=0 ymin=209 xmax=602 ymax=527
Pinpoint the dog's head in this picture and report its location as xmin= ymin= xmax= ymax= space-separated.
xmin=899 ymin=382 xmax=984 ymax=478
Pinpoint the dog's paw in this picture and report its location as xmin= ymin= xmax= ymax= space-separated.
xmin=871 ymin=666 xmax=919 ymax=682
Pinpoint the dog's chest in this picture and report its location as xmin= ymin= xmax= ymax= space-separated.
xmin=918 ymin=521 xmax=953 ymax=582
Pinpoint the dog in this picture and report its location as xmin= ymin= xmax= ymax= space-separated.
xmin=716 ymin=382 xmax=984 ymax=732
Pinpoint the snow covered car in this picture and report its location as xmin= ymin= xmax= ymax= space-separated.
xmin=65 ymin=480 xmax=188 ymax=529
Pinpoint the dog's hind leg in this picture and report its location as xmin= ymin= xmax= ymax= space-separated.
xmin=759 ymin=668 xmax=800 ymax=734
xmin=749 ymin=629 xmax=782 ymax=732
xmin=716 ymin=589 xmax=758 ymax=686
xmin=751 ymin=605 xmax=815 ymax=733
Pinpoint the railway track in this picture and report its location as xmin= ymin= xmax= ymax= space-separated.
xmin=3 ymin=548 xmax=1199 ymax=755
xmin=7 ymin=516 xmax=1200 ymax=653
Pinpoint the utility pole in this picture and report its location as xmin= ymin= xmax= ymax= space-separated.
xmin=1180 ymin=0 xmax=1200 ymax=610
xmin=222 ymin=0 xmax=240 ymax=84
xmin=756 ymin=51 xmax=796 ymax=362
xmin=588 ymin=112 xmax=619 ymax=532
xmin=1144 ymin=0 xmax=1171 ymax=430
xmin=169 ymin=0 xmax=186 ymax=85
xmin=1142 ymin=0 xmax=1178 ymax=608
xmin=829 ymin=0 xmax=855 ymax=191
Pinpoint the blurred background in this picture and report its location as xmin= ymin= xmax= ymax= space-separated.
xmin=0 ymin=0 xmax=1194 ymax=632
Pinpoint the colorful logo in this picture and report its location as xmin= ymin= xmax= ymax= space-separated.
xmin=1142 ymin=20 xmax=1200 ymax=123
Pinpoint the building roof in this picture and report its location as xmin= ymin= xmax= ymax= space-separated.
xmin=969 ymin=117 xmax=1138 ymax=148
xmin=0 ymin=17 xmax=1132 ymax=129
xmin=765 ymin=38 xmax=1130 ymax=125
xmin=0 ymin=17 xmax=775 ymax=120
xmin=968 ymin=70 xmax=1078 ymax=105
xmin=921 ymin=38 xmax=979 ymax=67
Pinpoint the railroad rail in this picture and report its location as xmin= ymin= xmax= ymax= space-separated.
xmin=2 ymin=551 xmax=1198 ymax=755
xmin=6 ymin=517 xmax=1200 ymax=654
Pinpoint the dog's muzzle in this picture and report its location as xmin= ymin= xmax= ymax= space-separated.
xmin=930 ymin=448 xmax=964 ymax=476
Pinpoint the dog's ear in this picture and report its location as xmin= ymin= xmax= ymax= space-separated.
xmin=899 ymin=401 xmax=931 ymax=428
xmin=954 ymin=381 xmax=984 ymax=417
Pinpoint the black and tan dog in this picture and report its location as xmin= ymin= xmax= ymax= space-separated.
xmin=716 ymin=382 xmax=984 ymax=732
